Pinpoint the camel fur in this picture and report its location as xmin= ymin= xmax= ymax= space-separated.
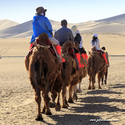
xmin=87 ymin=46 xmax=107 ymax=89
xmin=24 ymin=33 xmax=63 ymax=121
xmin=60 ymin=41 xmax=87 ymax=106
xmin=71 ymin=41 xmax=88 ymax=101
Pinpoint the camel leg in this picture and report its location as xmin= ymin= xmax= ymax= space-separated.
xmin=55 ymin=92 xmax=61 ymax=111
xmin=105 ymin=69 xmax=108 ymax=84
xmin=34 ymin=87 xmax=43 ymax=121
xmin=62 ymin=85 xmax=68 ymax=108
xmin=73 ymin=85 xmax=78 ymax=101
xmin=98 ymin=77 xmax=102 ymax=89
xmin=88 ymin=76 xmax=91 ymax=90
xmin=76 ymin=83 xmax=82 ymax=92
xmin=49 ymin=92 xmax=57 ymax=108
xmin=41 ymin=103 xmax=46 ymax=114
xmin=43 ymin=92 xmax=51 ymax=115
xmin=43 ymin=78 xmax=51 ymax=115
xmin=102 ymin=77 xmax=104 ymax=85
xmin=79 ymin=82 xmax=82 ymax=92
xmin=65 ymin=97 xmax=69 ymax=106
xmin=68 ymin=85 xmax=74 ymax=103
xmin=92 ymin=76 xmax=95 ymax=89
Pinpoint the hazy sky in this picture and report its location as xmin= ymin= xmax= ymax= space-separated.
xmin=0 ymin=0 xmax=125 ymax=24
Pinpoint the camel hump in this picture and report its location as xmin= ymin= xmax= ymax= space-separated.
xmin=91 ymin=46 xmax=97 ymax=52
xmin=62 ymin=41 xmax=74 ymax=53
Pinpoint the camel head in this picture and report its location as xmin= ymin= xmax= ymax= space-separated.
xmin=62 ymin=41 xmax=74 ymax=53
xmin=37 ymin=33 xmax=49 ymax=45
xmin=73 ymin=41 xmax=79 ymax=50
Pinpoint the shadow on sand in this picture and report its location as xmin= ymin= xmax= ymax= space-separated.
xmin=48 ymin=114 xmax=111 ymax=125
xmin=85 ymin=89 xmax=122 ymax=95
xmin=109 ymin=83 xmax=125 ymax=89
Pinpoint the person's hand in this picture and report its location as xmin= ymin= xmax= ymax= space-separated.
xmin=51 ymin=32 xmax=53 ymax=37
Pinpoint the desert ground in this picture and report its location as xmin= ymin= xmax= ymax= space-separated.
xmin=0 ymin=33 xmax=125 ymax=125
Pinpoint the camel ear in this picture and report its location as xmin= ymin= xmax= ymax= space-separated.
xmin=88 ymin=51 xmax=91 ymax=55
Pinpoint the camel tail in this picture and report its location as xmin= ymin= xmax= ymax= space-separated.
xmin=25 ymin=56 xmax=29 ymax=71
xmin=40 ymin=59 xmax=48 ymax=82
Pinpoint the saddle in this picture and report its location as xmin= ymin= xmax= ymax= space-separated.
xmin=97 ymin=50 xmax=103 ymax=58
xmin=30 ymin=39 xmax=56 ymax=56
xmin=68 ymin=47 xmax=80 ymax=70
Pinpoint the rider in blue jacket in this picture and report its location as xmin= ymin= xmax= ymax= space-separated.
xmin=30 ymin=6 xmax=65 ymax=63
xmin=31 ymin=11 xmax=52 ymax=43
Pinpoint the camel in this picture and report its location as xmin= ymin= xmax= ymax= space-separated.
xmin=60 ymin=41 xmax=78 ymax=108
xmin=25 ymin=33 xmax=63 ymax=121
xmin=74 ymin=41 xmax=88 ymax=93
xmin=102 ymin=51 xmax=109 ymax=85
xmin=87 ymin=46 xmax=107 ymax=89
xmin=71 ymin=41 xmax=88 ymax=100
xmin=60 ymin=41 xmax=87 ymax=107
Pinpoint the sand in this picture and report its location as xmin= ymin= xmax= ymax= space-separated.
xmin=0 ymin=34 xmax=125 ymax=125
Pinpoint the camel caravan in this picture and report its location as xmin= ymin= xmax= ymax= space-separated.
xmin=24 ymin=32 xmax=109 ymax=121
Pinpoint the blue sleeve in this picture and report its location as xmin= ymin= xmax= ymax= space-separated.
xmin=45 ymin=17 xmax=53 ymax=33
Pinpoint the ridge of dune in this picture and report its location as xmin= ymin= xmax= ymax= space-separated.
xmin=0 ymin=19 xmax=19 ymax=30
xmin=0 ymin=13 xmax=125 ymax=38
xmin=0 ymin=20 xmax=32 ymax=38
xmin=79 ymin=22 xmax=125 ymax=34
xmin=95 ymin=13 xmax=125 ymax=24
xmin=6 ymin=30 xmax=33 ymax=39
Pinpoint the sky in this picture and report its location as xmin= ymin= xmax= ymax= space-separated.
xmin=0 ymin=0 xmax=125 ymax=24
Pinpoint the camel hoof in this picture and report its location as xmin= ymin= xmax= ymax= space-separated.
xmin=76 ymin=89 xmax=82 ymax=93
xmin=62 ymin=104 xmax=68 ymax=108
xmin=73 ymin=94 xmax=78 ymax=101
xmin=45 ymin=111 xmax=52 ymax=115
xmin=65 ymin=100 xmax=69 ymax=106
xmin=88 ymin=86 xmax=91 ymax=90
xmin=98 ymin=87 xmax=102 ymax=89
xmin=35 ymin=115 xmax=43 ymax=121
xmin=92 ymin=87 xmax=95 ymax=90
xmin=41 ymin=108 xmax=45 ymax=114
xmin=55 ymin=104 xmax=61 ymax=111
xmin=68 ymin=99 xmax=74 ymax=103
xmin=105 ymin=80 xmax=107 ymax=84
xmin=49 ymin=102 xmax=56 ymax=108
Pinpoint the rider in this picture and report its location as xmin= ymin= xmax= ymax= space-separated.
xmin=71 ymin=25 xmax=88 ymax=62
xmin=54 ymin=19 xmax=74 ymax=46
xmin=101 ymin=46 xmax=110 ymax=67
xmin=90 ymin=34 xmax=108 ymax=64
xmin=54 ymin=20 xmax=84 ymax=68
xmin=30 ymin=6 xmax=65 ymax=63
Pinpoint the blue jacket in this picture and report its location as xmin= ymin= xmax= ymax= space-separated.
xmin=30 ymin=15 xmax=53 ymax=43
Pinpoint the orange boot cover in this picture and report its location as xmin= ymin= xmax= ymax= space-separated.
xmin=75 ymin=53 xmax=84 ymax=68
xmin=85 ymin=53 xmax=88 ymax=61
xmin=29 ymin=43 xmax=34 ymax=51
xmin=81 ymin=53 xmax=85 ymax=60
xmin=55 ymin=45 xmax=65 ymax=62
xmin=102 ymin=53 xmax=108 ymax=64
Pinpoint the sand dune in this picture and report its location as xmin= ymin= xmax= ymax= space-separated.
xmin=96 ymin=13 xmax=125 ymax=23
xmin=0 ymin=20 xmax=32 ymax=38
xmin=0 ymin=13 xmax=125 ymax=38
xmin=79 ymin=21 xmax=125 ymax=34
xmin=7 ymin=30 xmax=33 ymax=39
xmin=0 ymin=19 xmax=19 ymax=30
xmin=0 ymin=33 xmax=125 ymax=57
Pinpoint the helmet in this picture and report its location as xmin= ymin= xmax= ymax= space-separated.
xmin=93 ymin=33 xmax=98 ymax=38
